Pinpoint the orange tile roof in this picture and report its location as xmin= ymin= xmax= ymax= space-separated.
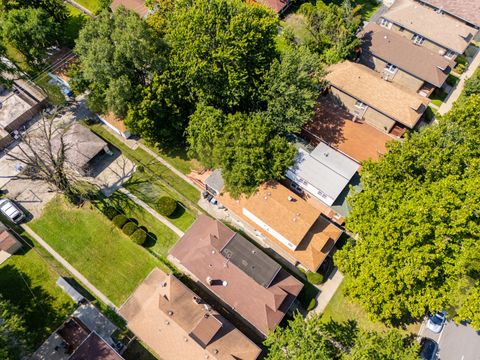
xmin=119 ymin=268 xmax=261 ymax=360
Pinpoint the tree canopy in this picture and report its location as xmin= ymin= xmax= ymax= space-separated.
xmin=335 ymin=94 xmax=480 ymax=326
xmin=0 ymin=296 xmax=29 ymax=360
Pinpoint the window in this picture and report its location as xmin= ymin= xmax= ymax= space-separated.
xmin=354 ymin=100 xmax=367 ymax=110
xmin=412 ymin=34 xmax=425 ymax=45
xmin=444 ymin=49 xmax=456 ymax=59
xmin=384 ymin=63 xmax=397 ymax=73
xmin=380 ymin=18 xmax=392 ymax=29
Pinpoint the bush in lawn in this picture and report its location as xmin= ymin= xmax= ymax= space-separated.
xmin=112 ymin=214 xmax=128 ymax=228
xmin=103 ymin=207 xmax=118 ymax=220
xmin=306 ymin=271 xmax=324 ymax=285
xmin=122 ymin=222 xmax=137 ymax=236
xmin=157 ymin=196 xmax=177 ymax=217
xmin=131 ymin=229 xmax=147 ymax=245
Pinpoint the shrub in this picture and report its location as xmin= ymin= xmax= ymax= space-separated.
xmin=455 ymin=54 xmax=468 ymax=66
xmin=112 ymin=214 xmax=128 ymax=228
xmin=131 ymin=229 xmax=147 ymax=245
xmin=156 ymin=196 xmax=177 ymax=217
xmin=446 ymin=75 xmax=459 ymax=87
xmin=307 ymin=271 xmax=324 ymax=285
xmin=454 ymin=63 xmax=466 ymax=74
xmin=122 ymin=222 xmax=137 ymax=236
xmin=307 ymin=298 xmax=316 ymax=311
xmin=103 ymin=207 xmax=118 ymax=220
xmin=137 ymin=165 xmax=145 ymax=173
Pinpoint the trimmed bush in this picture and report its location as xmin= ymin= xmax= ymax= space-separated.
xmin=122 ymin=222 xmax=137 ymax=236
xmin=156 ymin=196 xmax=177 ymax=217
xmin=112 ymin=214 xmax=128 ymax=228
xmin=103 ymin=207 xmax=118 ymax=220
xmin=131 ymin=229 xmax=147 ymax=245
xmin=307 ymin=271 xmax=324 ymax=285
xmin=306 ymin=298 xmax=316 ymax=311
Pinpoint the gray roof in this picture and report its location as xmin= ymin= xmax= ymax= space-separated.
xmin=288 ymin=143 xmax=360 ymax=203
xmin=72 ymin=304 xmax=117 ymax=342
xmin=221 ymin=233 xmax=281 ymax=288
xmin=205 ymin=169 xmax=224 ymax=194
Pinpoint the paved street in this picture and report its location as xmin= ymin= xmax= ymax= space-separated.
xmin=420 ymin=319 xmax=480 ymax=360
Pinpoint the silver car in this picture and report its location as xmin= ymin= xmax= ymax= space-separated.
xmin=426 ymin=312 xmax=446 ymax=333
xmin=0 ymin=198 xmax=25 ymax=224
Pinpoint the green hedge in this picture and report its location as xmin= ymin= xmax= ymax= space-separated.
xmin=157 ymin=196 xmax=177 ymax=217
xmin=112 ymin=214 xmax=128 ymax=228
xmin=307 ymin=271 xmax=324 ymax=285
xmin=122 ymin=222 xmax=137 ymax=236
xmin=131 ymin=229 xmax=147 ymax=245
xmin=103 ymin=207 xmax=118 ymax=220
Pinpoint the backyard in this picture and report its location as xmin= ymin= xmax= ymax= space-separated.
xmin=74 ymin=0 xmax=101 ymax=13
xmin=30 ymin=196 xmax=167 ymax=306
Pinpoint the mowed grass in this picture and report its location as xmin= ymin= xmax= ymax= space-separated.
xmin=65 ymin=3 xmax=88 ymax=46
xmin=75 ymin=0 xmax=101 ymax=13
xmin=321 ymin=278 xmax=420 ymax=335
xmin=0 ymin=246 xmax=76 ymax=348
xmin=30 ymin=196 xmax=161 ymax=305
xmin=95 ymin=191 xmax=180 ymax=257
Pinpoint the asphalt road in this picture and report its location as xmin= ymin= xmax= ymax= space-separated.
xmin=420 ymin=319 xmax=480 ymax=360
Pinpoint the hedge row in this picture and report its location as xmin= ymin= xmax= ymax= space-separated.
xmin=104 ymin=207 xmax=148 ymax=245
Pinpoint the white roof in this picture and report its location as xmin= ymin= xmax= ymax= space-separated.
xmin=289 ymin=143 xmax=360 ymax=202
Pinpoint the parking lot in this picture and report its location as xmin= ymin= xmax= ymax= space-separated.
xmin=420 ymin=319 xmax=480 ymax=360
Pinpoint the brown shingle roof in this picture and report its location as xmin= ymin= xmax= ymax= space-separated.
xmin=360 ymin=23 xmax=455 ymax=87
xmin=217 ymin=182 xmax=343 ymax=272
xmin=254 ymin=0 xmax=290 ymax=13
xmin=119 ymin=268 xmax=261 ymax=360
xmin=69 ymin=332 xmax=123 ymax=360
xmin=169 ymin=216 xmax=303 ymax=336
xmin=0 ymin=229 xmax=21 ymax=254
xmin=382 ymin=0 xmax=477 ymax=53
xmin=326 ymin=61 xmax=430 ymax=128
xmin=418 ymin=0 xmax=480 ymax=27
xmin=111 ymin=0 xmax=149 ymax=17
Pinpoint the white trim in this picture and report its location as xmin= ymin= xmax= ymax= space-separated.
xmin=412 ymin=33 xmax=425 ymax=45
xmin=354 ymin=100 xmax=368 ymax=110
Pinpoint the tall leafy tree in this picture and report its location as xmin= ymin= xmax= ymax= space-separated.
xmin=262 ymin=46 xmax=325 ymax=134
xmin=0 ymin=296 xmax=29 ymax=359
xmin=335 ymin=95 xmax=480 ymax=326
xmin=165 ymin=0 xmax=278 ymax=111
xmin=1 ymin=8 xmax=58 ymax=66
xmin=0 ymin=0 xmax=67 ymax=23
xmin=300 ymin=0 xmax=361 ymax=64
xmin=146 ymin=0 xmax=175 ymax=36
xmin=74 ymin=7 xmax=163 ymax=116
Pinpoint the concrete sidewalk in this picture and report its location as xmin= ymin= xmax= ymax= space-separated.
xmin=23 ymin=225 xmax=117 ymax=309
xmin=310 ymin=268 xmax=344 ymax=315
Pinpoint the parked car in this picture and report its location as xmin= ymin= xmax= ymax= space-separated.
xmin=426 ymin=312 xmax=446 ymax=333
xmin=0 ymin=198 xmax=25 ymax=224
xmin=419 ymin=337 xmax=438 ymax=360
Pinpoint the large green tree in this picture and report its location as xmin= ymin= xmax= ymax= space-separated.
xmin=1 ymin=7 xmax=58 ymax=66
xmin=0 ymin=0 xmax=67 ymax=23
xmin=74 ymin=7 xmax=163 ymax=116
xmin=300 ymin=0 xmax=361 ymax=64
xmin=0 ymin=297 xmax=29 ymax=360
xmin=336 ymin=95 xmax=480 ymax=325
xmin=164 ymin=0 xmax=278 ymax=111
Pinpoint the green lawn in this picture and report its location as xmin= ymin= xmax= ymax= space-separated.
xmin=141 ymin=141 xmax=202 ymax=175
xmin=88 ymin=123 xmax=200 ymax=206
xmin=65 ymin=3 xmax=88 ymax=47
xmin=75 ymin=0 xmax=101 ymax=13
xmin=0 ymin=245 xmax=76 ymax=349
xmin=321 ymin=278 xmax=420 ymax=335
xmin=430 ymin=88 xmax=449 ymax=107
xmin=95 ymin=191 xmax=181 ymax=256
xmin=30 ymin=196 xmax=163 ymax=306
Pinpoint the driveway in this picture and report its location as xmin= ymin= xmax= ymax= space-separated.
xmin=420 ymin=319 xmax=480 ymax=360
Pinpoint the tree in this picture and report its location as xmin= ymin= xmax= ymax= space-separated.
xmin=335 ymin=95 xmax=480 ymax=326
xmin=0 ymin=0 xmax=67 ymax=24
xmin=463 ymin=68 xmax=480 ymax=97
xmin=1 ymin=8 xmax=58 ymax=66
xmin=74 ymin=7 xmax=163 ymax=117
xmin=262 ymin=46 xmax=325 ymax=134
xmin=300 ymin=0 xmax=361 ymax=64
xmin=164 ymin=0 xmax=278 ymax=112
xmin=146 ymin=0 xmax=175 ymax=36
xmin=0 ymin=43 xmax=17 ymax=86
xmin=0 ymin=296 xmax=29 ymax=359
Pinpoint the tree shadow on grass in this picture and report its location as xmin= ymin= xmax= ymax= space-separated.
xmin=138 ymin=225 xmax=158 ymax=249
xmin=168 ymin=203 xmax=186 ymax=220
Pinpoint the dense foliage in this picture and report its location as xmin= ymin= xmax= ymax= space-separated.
xmin=0 ymin=297 xmax=29 ymax=359
xmin=336 ymin=95 xmax=480 ymax=326
xmin=156 ymin=196 xmax=177 ymax=217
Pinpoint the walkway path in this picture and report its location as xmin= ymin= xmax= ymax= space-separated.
xmin=310 ymin=268 xmax=344 ymax=315
xmin=439 ymin=48 xmax=480 ymax=115
xmin=65 ymin=0 xmax=95 ymax=17
xmin=119 ymin=188 xmax=185 ymax=237
xmin=22 ymin=225 xmax=117 ymax=309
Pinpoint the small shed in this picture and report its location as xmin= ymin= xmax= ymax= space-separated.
xmin=205 ymin=169 xmax=224 ymax=196
xmin=0 ymin=221 xmax=22 ymax=264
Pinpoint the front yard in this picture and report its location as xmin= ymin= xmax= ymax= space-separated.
xmin=30 ymin=196 xmax=166 ymax=306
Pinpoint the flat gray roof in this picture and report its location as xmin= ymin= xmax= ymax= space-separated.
xmin=205 ymin=169 xmax=224 ymax=194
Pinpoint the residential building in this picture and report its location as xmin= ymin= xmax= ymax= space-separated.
xmin=416 ymin=0 xmax=480 ymax=29
xmin=359 ymin=22 xmax=455 ymax=95
xmin=217 ymin=182 xmax=343 ymax=272
xmin=119 ymin=268 xmax=261 ymax=360
xmin=286 ymin=142 xmax=360 ymax=207
xmin=33 ymin=304 xmax=123 ymax=360
xmin=253 ymin=0 xmax=291 ymax=14
xmin=379 ymin=0 xmax=477 ymax=59
xmin=325 ymin=61 xmax=430 ymax=136
xmin=169 ymin=215 xmax=304 ymax=336
xmin=111 ymin=0 xmax=149 ymax=17
xmin=0 ymin=221 xmax=22 ymax=265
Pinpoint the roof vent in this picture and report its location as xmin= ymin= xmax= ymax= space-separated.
xmin=168 ymin=310 xmax=174 ymax=316
xmin=213 ymin=349 xmax=219 ymax=354
xmin=161 ymin=282 xmax=167 ymax=287
xmin=204 ymin=313 xmax=209 ymax=319
xmin=164 ymin=320 xmax=170 ymax=325
xmin=287 ymin=196 xmax=293 ymax=202
xmin=193 ymin=296 xmax=201 ymax=304
xmin=184 ymin=337 xmax=188 ymax=342
xmin=293 ymin=217 xmax=297 ymax=222
xmin=222 ymin=280 xmax=228 ymax=287
xmin=206 ymin=276 xmax=213 ymax=285
xmin=203 ymin=304 xmax=212 ymax=312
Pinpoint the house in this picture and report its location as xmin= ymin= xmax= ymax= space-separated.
xmin=416 ymin=0 xmax=480 ymax=29
xmin=0 ymin=81 xmax=46 ymax=149
xmin=111 ymin=0 xmax=149 ymax=18
xmin=217 ymin=182 xmax=343 ymax=272
xmin=286 ymin=142 xmax=360 ymax=207
xmin=33 ymin=304 xmax=123 ymax=360
xmin=0 ymin=221 xmax=22 ymax=265
xmin=169 ymin=215 xmax=304 ymax=337
xmin=253 ymin=0 xmax=291 ymax=14
xmin=326 ymin=61 xmax=430 ymax=136
xmin=359 ymin=22 xmax=455 ymax=95
xmin=51 ymin=124 xmax=109 ymax=176
xmin=119 ymin=268 xmax=261 ymax=360
xmin=379 ymin=0 xmax=477 ymax=59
